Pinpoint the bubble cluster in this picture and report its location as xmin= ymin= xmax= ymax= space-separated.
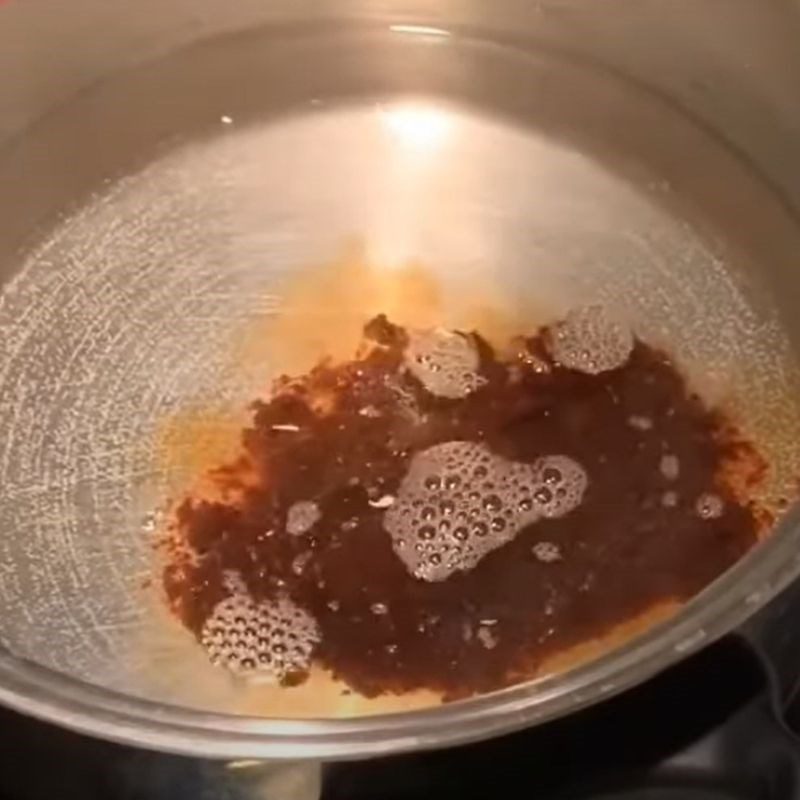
xmin=383 ymin=441 xmax=588 ymax=581
xmin=286 ymin=500 xmax=321 ymax=536
xmin=200 ymin=593 xmax=320 ymax=682
xmin=404 ymin=328 xmax=487 ymax=399
xmin=546 ymin=306 xmax=633 ymax=374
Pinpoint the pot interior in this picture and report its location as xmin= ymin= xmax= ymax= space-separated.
xmin=1 ymin=5 xmax=800 ymax=748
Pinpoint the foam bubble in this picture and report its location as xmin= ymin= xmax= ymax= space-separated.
xmin=383 ymin=441 xmax=587 ymax=581
xmin=532 ymin=541 xmax=562 ymax=563
xmin=476 ymin=626 xmax=499 ymax=650
xmin=286 ymin=500 xmax=321 ymax=535
xmin=404 ymin=328 xmax=486 ymax=399
xmin=628 ymin=415 xmax=653 ymax=431
xmin=660 ymin=454 xmax=680 ymax=481
xmin=662 ymin=490 xmax=679 ymax=508
xmin=200 ymin=593 xmax=320 ymax=682
xmin=547 ymin=306 xmax=633 ymax=374
xmin=696 ymin=492 xmax=724 ymax=519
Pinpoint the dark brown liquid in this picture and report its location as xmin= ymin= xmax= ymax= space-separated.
xmin=162 ymin=315 xmax=766 ymax=700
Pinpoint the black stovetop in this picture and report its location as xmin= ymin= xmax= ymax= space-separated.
xmin=3 ymin=590 xmax=800 ymax=800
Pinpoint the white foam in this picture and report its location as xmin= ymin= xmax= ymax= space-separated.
xmin=200 ymin=593 xmax=320 ymax=682
xmin=547 ymin=306 xmax=633 ymax=374
xmin=286 ymin=500 xmax=321 ymax=536
xmin=404 ymin=328 xmax=486 ymax=399
xmin=383 ymin=441 xmax=587 ymax=581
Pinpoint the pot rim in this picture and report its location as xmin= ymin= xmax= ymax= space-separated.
xmin=1 ymin=507 xmax=798 ymax=760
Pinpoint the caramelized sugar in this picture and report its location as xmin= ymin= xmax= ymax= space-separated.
xmin=161 ymin=311 xmax=767 ymax=700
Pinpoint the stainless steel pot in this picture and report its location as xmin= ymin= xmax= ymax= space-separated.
xmin=1 ymin=0 xmax=800 ymax=761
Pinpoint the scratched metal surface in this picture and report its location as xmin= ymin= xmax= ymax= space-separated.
xmin=1 ymin=25 xmax=800 ymax=712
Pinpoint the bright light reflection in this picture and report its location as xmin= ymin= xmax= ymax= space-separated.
xmin=389 ymin=24 xmax=451 ymax=38
xmin=379 ymin=104 xmax=454 ymax=152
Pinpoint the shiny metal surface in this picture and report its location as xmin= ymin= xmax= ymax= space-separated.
xmin=1 ymin=0 xmax=800 ymax=759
